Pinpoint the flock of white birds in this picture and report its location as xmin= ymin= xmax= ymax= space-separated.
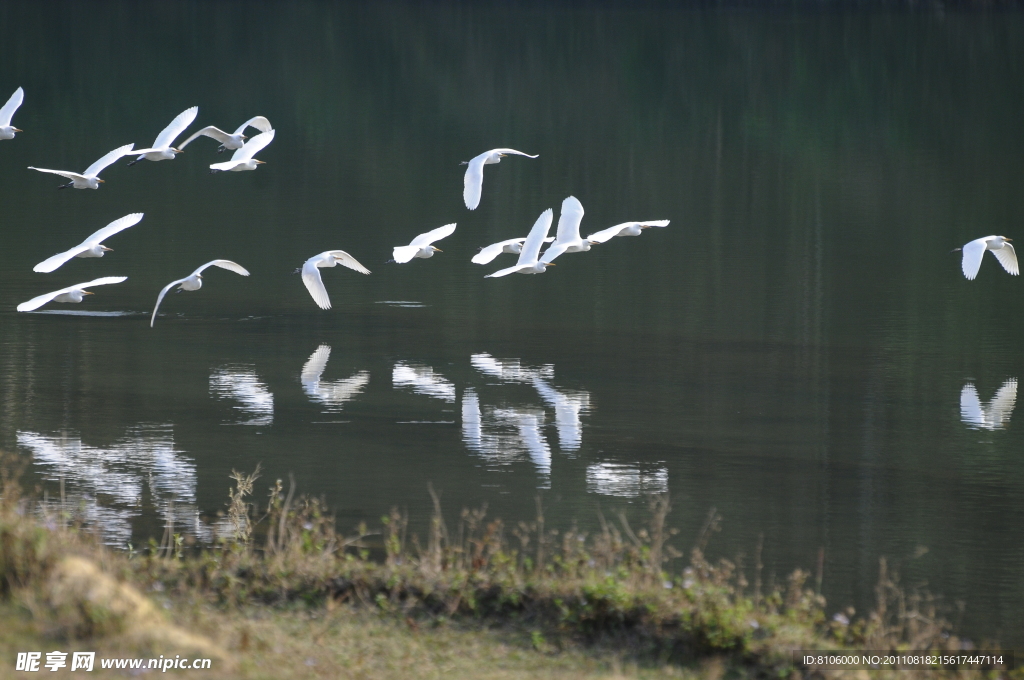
xmin=5 ymin=87 xmax=672 ymax=324
xmin=6 ymin=83 xmax=1017 ymax=324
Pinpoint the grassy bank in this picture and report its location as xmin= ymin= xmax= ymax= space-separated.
xmin=0 ymin=463 xmax=1005 ymax=679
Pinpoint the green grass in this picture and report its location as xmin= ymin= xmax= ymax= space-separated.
xmin=0 ymin=462 xmax=1007 ymax=679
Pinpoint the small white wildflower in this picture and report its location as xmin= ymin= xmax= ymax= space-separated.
xmin=832 ymin=613 xmax=850 ymax=625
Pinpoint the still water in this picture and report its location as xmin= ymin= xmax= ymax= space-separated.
xmin=2 ymin=1 xmax=1024 ymax=646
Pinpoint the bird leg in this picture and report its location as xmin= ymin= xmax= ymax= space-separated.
xmin=126 ymin=158 xmax=141 ymax=167
xmin=57 ymin=182 xmax=72 ymax=190
xmin=209 ymin=169 xmax=222 ymax=174
xmin=217 ymin=146 xmax=227 ymax=153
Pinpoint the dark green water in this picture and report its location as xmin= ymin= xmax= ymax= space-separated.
xmin=2 ymin=1 xmax=1024 ymax=646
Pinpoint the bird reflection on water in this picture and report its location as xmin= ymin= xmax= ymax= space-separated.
xmin=16 ymin=427 xmax=210 ymax=545
xmin=300 ymin=345 xmax=370 ymax=411
xmin=960 ymin=379 xmax=1017 ymax=431
xmin=209 ymin=366 xmax=274 ymax=426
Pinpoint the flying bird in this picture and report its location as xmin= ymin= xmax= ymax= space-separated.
xmin=956 ymin=235 xmax=1018 ymax=280
xmin=17 ymin=276 xmax=127 ymax=312
xmin=960 ymin=379 xmax=1017 ymax=430
xmin=209 ymin=129 xmax=275 ymax=173
xmin=178 ymin=116 xmax=272 ymax=153
xmin=33 ymin=213 xmax=144 ymax=273
xmin=462 ymin=148 xmax=538 ymax=210
xmin=391 ymin=223 xmax=456 ymax=263
xmin=485 ymin=209 xmax=556 ymax=277
xmin=0 ymin=86 xmax=24 ymax=140
xmin=150 ymin=260 xmax=250 ymax=327
xmin=299 ymin=250 xmax=371 ymax=310
xmin=471 ymin=235 xmax=555 ymax=265
xmin=540 ymin=196 xmax=593 ymax=262
xmin=587 ymin=220 xmax=671 ymax=244
xmin=28 ymin=143 xmax=135 ymax=189
xmin=127 ymin=106 xmax=198 ymax=165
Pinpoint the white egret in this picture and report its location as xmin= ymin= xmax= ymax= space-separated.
xmin=957 ymin=235 xmax=1018 ymax=280
xmin=587 ymin=219 xmax=671 ymax=244
xmin=0 ymin=86 xmax=24 ymax=140
xmin=28 ymin=143 xmax=135 ymax=189
xmin=127 ymin=107 xmax=198 ymax=165
xmin=540 ymin=196 xmax=593 ymax=262
xmin=462 ymin=148 xmax=538 ymax=210
xmin=150 ymin=260 xmax=250 ymax=327
xmin=209 ymin=129 xmax=275 ymax=173
xmin=17 ymin=276 xmax=127 ymax=312
xmin=33 ymin=213 xmax=144 ymax=273
xmin=390 ymin=223 xmax=456 ymax=263
xmin=299 ymin=250 xmax=371 ymax=310
xmin=960 ymin=379 xmax=1017 ymax=430
xmin=485 ymin=209 xmax=555 ymax=278
xmin=471 ymin=235 xmax=555 ymax=265
xmin=178 ymin=116 xmax=272 ymax=153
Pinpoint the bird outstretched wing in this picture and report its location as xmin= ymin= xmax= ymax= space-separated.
xmin=961 ymin=238 xmax=988 ymax=280
xmin=85 ymin=143 xmax=135 ymax=176
xmin=586 ymin=224 xmax=628 ymax=244
xmin=87 ymin=213 xmax=145 ymax=245
xmin=490 ymin=148 xmax=539 ymax=159
xmin=519 ymin=209 xmax=554 ymax=265
xmin=192 ymin=259 xmax=250 ymax=277
xmin=463 ymin=153 xmax=489 ymax=210
xmin=234 ymin=116 xmax=272 ymax=136
xmin=153 ymin=106 xmax=198 ymax=149
xmin=992 ymin=243 xmax=1019 ymax=276
xmin=302 ymin=261 xmax=332 ymax=310
xmin=472 ymin=239 xmax=519 ymax=265
xmin=326 ymin=250 xmax=371 ymax=275
xmin=411 ymin=223 xmax=456 ymax=247
xmin=178 ymin=126 xmax=231 ymax=149
xmin=391 ymin=246 xmax=420 ymax=264
xmin=150 ymin=278 xmax=188 ymax=327
xmin=0 ymin=87 xmax=23 ymax=127
xmin=33 ymin=245 xmax=92 ymax=273
xmin=554 ymin=196 xmax=584 ymax=244
xmin=232 ymin=129 xmax=275 ymax=161
xmin=27 ymin=167 xmax=87 ymax=182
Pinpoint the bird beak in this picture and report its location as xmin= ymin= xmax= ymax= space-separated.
xmin=543 ymin=262 xmax=556 ymax=266
xmin=255 ymin=160 xmax=266 ymax=164
xmin=1006 ymin=238 xmax=1013 ymax=242
xmin=12 ymin=128 xmax=22 ymax=133
xmin=197 ymin=274 xmax=203 ymax=278
xmin=82 ymin=291 xmax=94 ymax=295
xmin=97 ymin=179 xmax=105 ymax=183
xmin=241 ymin=134 xmax=248 ymax=139
xmin=101 ymin=246 xmax=113 ymax=251
xmin=432 ymin=247 xmax=442 ymax=252
xmin=172 ymin=148 xmax=183 ymax=154
xmin=588 ymin=240 xmax=598 ymax=244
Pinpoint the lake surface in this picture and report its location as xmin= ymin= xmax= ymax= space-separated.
xmin=2 ymin=1 xmax=1024 ymax=647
